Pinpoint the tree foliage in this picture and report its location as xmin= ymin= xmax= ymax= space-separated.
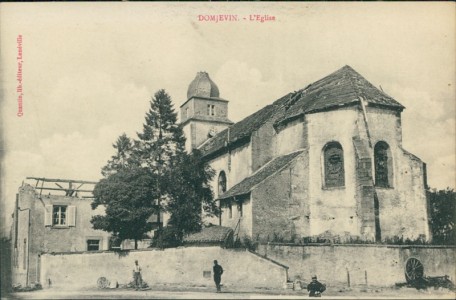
xmin=135 ymin=89 xmax=185 ymax=171
xmin=429 ymin=188 xmax=456 ymax=245
xmin=101 ymin=133 xmax=134 ymax=177
xmin=164 ymin=149 xmax=217 ymax=240
xmin=92 ymin=89 xmax=217 ymax=248
xmin=91 ymin=167 xmax=158 ymax=249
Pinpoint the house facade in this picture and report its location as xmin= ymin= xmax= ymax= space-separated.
xmin=10 ymin=178 xmax=111 ymax=287
xmin=181 ymin=66 xmax=431 ymax=243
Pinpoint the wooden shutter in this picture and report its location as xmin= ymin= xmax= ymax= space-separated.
xmin=67 ymin=206 xmax=76 ymax=227
xmin=44 ymin=205 xmax=53 ymax=226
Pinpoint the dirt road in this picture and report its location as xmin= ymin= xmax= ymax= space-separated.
xmin=9 ymin=284 xmax=455 ymax=299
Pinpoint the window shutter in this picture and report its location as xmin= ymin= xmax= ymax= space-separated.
xmin=44 ymin=205 xmax=52 ymax=226
xmin=68 ymin=206 xmax=76 ymax=227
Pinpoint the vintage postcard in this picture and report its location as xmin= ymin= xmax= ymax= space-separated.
xmin=1 ymin=2 xmax=455 ymax=299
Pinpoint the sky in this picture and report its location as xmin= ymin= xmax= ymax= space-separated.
xmin=0 ymin=2 xmax=455 ymax=236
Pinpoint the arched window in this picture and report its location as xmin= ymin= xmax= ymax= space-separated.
xmin=323 ymin=142 xmax=345 ymax=187
xmin=374 ymin=142 xmax=392 ymax=187
xmin=218 ymin=171 xmax=227 ymax=197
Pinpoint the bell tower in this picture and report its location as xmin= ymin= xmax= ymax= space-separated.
xmin=180 ymin=72 xmax=233 ymax=152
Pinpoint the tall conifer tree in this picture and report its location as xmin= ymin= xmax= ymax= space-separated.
xmin=135 ymin=89 xmax=185 ymax=171
xmin=134 ymin=89 xmax=186 ymax=230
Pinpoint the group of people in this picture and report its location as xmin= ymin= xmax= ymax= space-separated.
xmin=132 ymin=260 xmax=326 ymax=297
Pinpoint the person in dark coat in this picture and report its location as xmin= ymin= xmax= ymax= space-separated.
xmin=213 ymin=260 xmax=224 ymax=293
xmin=307 ymin=275 xmax=326 ymax=297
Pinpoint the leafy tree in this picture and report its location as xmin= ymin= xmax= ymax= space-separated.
xmin=101 ymin=133 xmax=134 ymax=177
xmin=150 ymin=226 xmax=182 ymax=249
xmin=163 ymin=149 xmax=218 ymax=241
xmin=92 ymin=89 xmax=219 ymax=249
xmin=429 ymin=188 xmax=456 ymax=245
xmin=91 ymin=167 xmax=158 ymax=249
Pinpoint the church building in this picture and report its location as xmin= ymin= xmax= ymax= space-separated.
xmin=180 ymin=66 xmax=431 ymax=243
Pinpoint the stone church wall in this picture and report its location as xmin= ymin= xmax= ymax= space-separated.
xmin=208 ymin=142 xmax=252 ymax=197
xmin=251 ymin=154 xmax=310 ymax=241
xmin=376 ymin=151 xmax=430 ymax=240
xmin=204 ymin=104 xmax=429 ymax=241
xmin=230 ymin=143 xmax=253 ymax=187
xmin=306 ymin=107 xmax=361 ymax=237
xmin=205 ymin=144 xmax=252 ymax=226
xmin=273 ymin=117 xmax=307 ymax=158
xmin=220 ymin=194 xmax=252 ymax=237
xmin=251 ymin=119 xmax=277 ymax=172
xmin=365 ymin=107 xmax=430 ymax=240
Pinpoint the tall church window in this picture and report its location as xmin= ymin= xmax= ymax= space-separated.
xmin=375 ymin=141 xmax=392 ymax=187
xmin=218 ymin=171 xmax=227 ymax=197
xmin=323 ymin=142 xmax=345 ymax=187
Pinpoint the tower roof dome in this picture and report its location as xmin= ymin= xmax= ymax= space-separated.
xmin=187 ymin=71 xmax=220 ymax=99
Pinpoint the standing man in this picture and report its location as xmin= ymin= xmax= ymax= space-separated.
xmin=133 ymin=260 xmax=142 ymax=291
xmin=307 ymin=275 xmax=326 ymax=297
xmin=213 ymin=260 xmax=224 ymax=293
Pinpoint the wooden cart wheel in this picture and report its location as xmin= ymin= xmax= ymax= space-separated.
xmin=97 ymin=277 xmax=109 ymax=288
xmin=405 ymin=257 xmax=424 ymax=283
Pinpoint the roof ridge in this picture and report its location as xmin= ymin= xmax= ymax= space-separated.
xmin=286 ymin=66 xmax=353 ymax=113
xmin=345 ymin=66 xmax=365 ymax=101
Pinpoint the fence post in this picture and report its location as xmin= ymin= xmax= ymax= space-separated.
xmin=346 ymin=269 xmax=350 ymax=288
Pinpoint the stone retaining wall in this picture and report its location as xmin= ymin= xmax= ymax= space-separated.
xmin=257 ymin=243 xmax=456 ymax=286
xmin=40 ymin=246 xmax=288 ymax=289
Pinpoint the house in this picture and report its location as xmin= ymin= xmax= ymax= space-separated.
xmin=10 ymin=178 xmax=111 ymax=287
xmin=181 ymin=66 xmax=431 ymax=243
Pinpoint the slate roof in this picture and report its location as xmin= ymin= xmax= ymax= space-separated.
xmin=219 ymin=150 xmax=304 ymax=200
xmin=199 ymin=66 xmax=403 ymax=157
xmin=183 ymin=226 xmax=233 ymax=244
xmin=199 ymin=93 xmax=292 ymax=156
xmin=274 ymin=65 xmax=404 ymax=125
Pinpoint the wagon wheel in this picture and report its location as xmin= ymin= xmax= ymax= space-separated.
xmin=97 ymin=277 xmax=109 ymax=289
xmin=405 ymin=257 xmax=424 ymax=283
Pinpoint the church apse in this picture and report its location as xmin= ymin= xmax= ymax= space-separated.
xmin=191 ymin=65 xmax=430 ymax=242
